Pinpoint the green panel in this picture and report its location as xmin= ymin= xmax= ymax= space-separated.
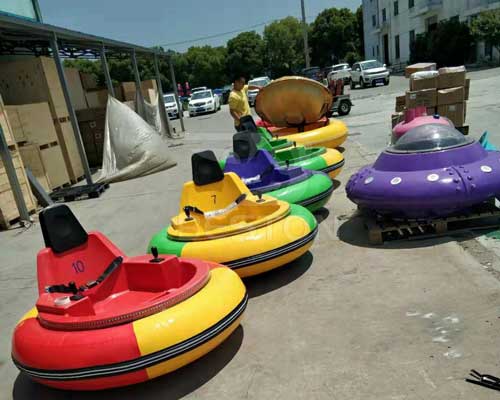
xmin=265 ymin=174 xmax=332 ymax=208
xmin=148 ymin=229 xmax=186 ymax=256
xmin=289 ymin=204 xmax=318 ymax=231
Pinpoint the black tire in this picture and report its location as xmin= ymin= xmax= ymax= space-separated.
xmin=350 ymin=79 xmax=356 ymax=89
xmin=338 ymin=100 xmax=351 ymax=116
xmin=361 ymin=79 xmax=368 ymax=89
xmin=384 ymin=78 xmax=390 ymax=86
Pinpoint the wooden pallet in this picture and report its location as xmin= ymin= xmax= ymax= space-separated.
xmin=50 ymin=183 xmax=109 ymax=203
xmin=0 ymin=208 xmax=36 ymax=230
xmin=362 ymin=201 xmax=500 ymax=245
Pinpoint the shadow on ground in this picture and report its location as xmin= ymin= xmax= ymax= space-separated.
xmin=314 ymin=208 xmax=330 ymax=224
xmin=12 ymin=326 xmax=244 ymax=400
xmin=337 ymin=212 xmax=496 ymax=250
xmin=245 ymin=252 xmax=313 ymax=298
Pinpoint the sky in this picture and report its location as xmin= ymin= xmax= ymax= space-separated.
xmin=38 ymin=0 xmax=361 ymax=52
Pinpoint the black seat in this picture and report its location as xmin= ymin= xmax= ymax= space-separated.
xmin=39 ymin=204 xmax=88 ymax=254
xmin=192 ymin=151 xmax=224 ymax=186
xmin=239 ymin=115 xmax=258 ymax=132
xmin=233 ymin=131 xmax=259 ymax=160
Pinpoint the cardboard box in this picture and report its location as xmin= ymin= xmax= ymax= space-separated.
xmin=437 ymin=103 xmax=465 ymax=127
xmin=0 ymin=95 xmax=16 ymax=146
xmin=437 ymin=87 xmax=465 ymax=106
xmin=405 ymin=63 xmax=436 ymax=78
xmin=76 ymin=108 xmax=106 ymax=167
xmin=65 ymin=67 xmax=88 ymax=111
xmin=437 ymin=66 xmax=466 ymax=89
xmin=85 ymin=89 xmax=109 ymax=109
xmin=405 ymin=89 xmax=437 ymax=109
xmin=5 ymin=103 xmax=58 ymax=145
xmin=410 ymin=75 xmax=438 ymax=91
xmin=39 ymin=145 xmax=70 ymax=189
xmin=465 ymin=78 xmax=470 ymax=100
xmin=391 ymin=112 xmax=404 ymax=129
xmin=54 ymin=120 xmax=84 ymax=182
xmin=18 ymin=144 xmax=51 ymax=192
xmin=395 ymin=95 xmax=406 ymax=112
xmin=80 ymin=72 xmax=98 ymax=90
xmin=426 ymin=107 xmax=437 ymax=116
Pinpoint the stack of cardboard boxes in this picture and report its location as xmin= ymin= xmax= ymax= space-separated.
xmin=0 ymin=97 xmax=37 ymax=229
xmin=0 ymin=57 xmax=85 ymax=183
xmin=74 ymin=78 xmax=158 ymax=167
xmin=392 ymin=63 xmax=470 ymax=134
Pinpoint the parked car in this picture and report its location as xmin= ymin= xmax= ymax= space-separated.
xmin=163 ymin=93 xmax=179 ymax=119
xmin=191 ymin=86 xmax=208 ymax=94
xmin=350 ymin=60 xmax=390 ymax=89
xmin=327 ymin=63 xmax=352 ymax=84
xmin=247 ymin=76 xmax=271 ymax=107
xmin=188 ymin=89 xmax=221 ymax=117
xmin=221 ymin=84 xmax=232 ymax=104
xmin=301 ymin=66 xmax=324 ymax=82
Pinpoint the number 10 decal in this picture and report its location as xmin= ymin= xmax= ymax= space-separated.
xmin=72 ymin=260 xmax=85 ymax=273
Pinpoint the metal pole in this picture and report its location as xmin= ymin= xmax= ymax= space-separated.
xmin=301 ymin=0 xmax=310 ymax=69
xmin=100 ymin=44 xmax=115 ymax=97
xmin=153 ymin=53 xmax=173 ymax=137
xmin=50 ymin=33 xmax=93 ymax=185
xmin=131 ymin=49 xmax=145 ymax=106
xmin=0 ymin=125 xmax=30 ymax=223
xmin=168 ymin=55 xmax=185 ymax=132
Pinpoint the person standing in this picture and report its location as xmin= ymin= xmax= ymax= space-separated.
xmin=228 ymin=76 xmax=258 ymax=131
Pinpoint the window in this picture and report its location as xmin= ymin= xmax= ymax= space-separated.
xmin=395 ymin=35 xmax=400 ymax=59
xmin=373 ymin=47 xmax=375 ymax=57
xmin=409 ymin=29 xmax=415 ymax=44
xmin=394 ymin=1 xmax=399 ymax=16
xmin=372 ymin=14 xmax=376 ymax=26
xmin=408 ymin=0 xmax=414 ymax=8
xmin=377 ymin=45 xmax=380 ymax=56
xmin=382 ymin=8 xmax=387 ymax=22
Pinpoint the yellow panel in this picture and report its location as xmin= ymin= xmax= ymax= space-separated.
xmin=18 ymin=307 xmax=38 ymax=324
xmin=133 ymin=267 xmax=245 ymax=357
xmin=281 ymin=119 xmax=349 ymax=149
xmin=181 ymin=215 xmax=312 ymax=266
xmin=146 ymin=317 xmax=242 ymax=379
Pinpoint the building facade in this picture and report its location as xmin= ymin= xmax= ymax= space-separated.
xmin=362 ymin=0 xmax=500 ymax=66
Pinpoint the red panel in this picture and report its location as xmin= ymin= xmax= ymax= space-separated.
xmin=12 ymin=317 xmax=141 ymax=370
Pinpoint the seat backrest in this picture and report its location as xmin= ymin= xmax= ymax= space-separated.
xmin=192 ymin=150 xmax=224 ymax=186
xmin=239 ymin=115 xmax=258 ymax=132
xmin=39 ymin=204 xmax=88 ymax=254
xmin=233 ymin=131 xmax=259 ymax=160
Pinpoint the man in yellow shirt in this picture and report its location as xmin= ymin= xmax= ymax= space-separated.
xmin=228 ymin=76 xmax=258 ymax=131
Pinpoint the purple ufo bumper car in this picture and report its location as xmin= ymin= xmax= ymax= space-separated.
xmin=346 ymin=124 xmax=500 ymax=218
xmin=224 ymin=132 xmax=334 ymax=211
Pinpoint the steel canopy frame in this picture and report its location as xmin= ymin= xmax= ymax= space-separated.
xmin=0 ymin=12 xmax=182 ymax=221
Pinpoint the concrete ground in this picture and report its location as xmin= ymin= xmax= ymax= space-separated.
xmin=2 ymin=69 xmax=500 ymax=399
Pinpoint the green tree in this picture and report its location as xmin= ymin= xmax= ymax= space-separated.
xmin=410 ymin=19 xmax=473 ymax=67
xmin=309 ymin=7 xmax=359 ymax=66
xmin=264 ymin=16 xmax=304 ymax=77
xmin=472 ymin=9 xmax=500 ymax=56
xmin=226 ymin=31 xmax=265 ymax=79
xmin=182 ymin=45 xmax=228 ymax=88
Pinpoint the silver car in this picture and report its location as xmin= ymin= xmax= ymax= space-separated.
xmin=247 ymin=76 xmax=271 ymax=107
xmin=350 ymin=60 xmax=390 ymax=89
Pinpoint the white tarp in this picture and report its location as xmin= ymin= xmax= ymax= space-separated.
xmin=96 ymin=96 xmax=176 ymax=183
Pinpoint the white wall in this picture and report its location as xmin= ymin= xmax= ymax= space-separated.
xmin=362 ymin=0 xmax=500 ymax=65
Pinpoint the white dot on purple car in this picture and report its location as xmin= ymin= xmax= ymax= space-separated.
xmin=481 ymin=165 xmax=492 ymax=173
xmin=390 ymin=177 xmax=402 ymax=185
xmin=427 ymin=174 xmax=439 ymax=182
xmin=364 ymin=176 xmax=374 ymax=184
